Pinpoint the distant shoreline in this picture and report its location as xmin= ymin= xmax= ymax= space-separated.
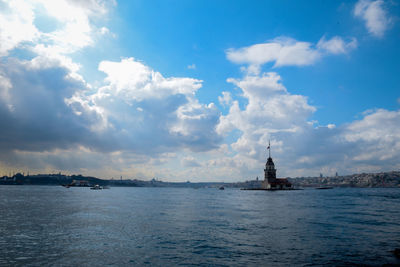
xmin=1 ymin=171 xmax=399 ymax=188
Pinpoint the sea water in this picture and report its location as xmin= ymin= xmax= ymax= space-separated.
xmin=0 ymin=186 xmax=399 ymax=266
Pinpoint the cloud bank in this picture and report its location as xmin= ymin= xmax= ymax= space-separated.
xmin=0 ymin=0 xmax=399 ymax=181
xmin=0 ymin=0 xmax=222 ymax=178
xmin=68 ymin=57 xmax=221 ymax=154
xmin=215 ymin=70 xmax=400 ymax=178
xmin=217 ymin=33 xmax=399 ymax=179
xmin=0 ymin=56 xmax=222 ymax=156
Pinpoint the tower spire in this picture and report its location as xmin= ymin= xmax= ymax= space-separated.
xmin=267 ymin=140 xmax=271 ymax=158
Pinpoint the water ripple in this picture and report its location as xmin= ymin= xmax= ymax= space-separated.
xmin=0 ymin=186 xmax=399 ymax=266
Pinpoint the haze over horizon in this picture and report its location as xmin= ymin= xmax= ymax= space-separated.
xmin=0 ymin=0 xmax=399 ymax=182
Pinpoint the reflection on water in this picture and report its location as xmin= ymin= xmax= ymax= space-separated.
xmin=0 ymin=186 xmax=399 ymax=266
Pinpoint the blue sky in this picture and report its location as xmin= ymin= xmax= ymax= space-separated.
xmin=0 ymin=0 xmax=399 ymax=181
xmin=102 ymin=0 xmax=400 ymax=124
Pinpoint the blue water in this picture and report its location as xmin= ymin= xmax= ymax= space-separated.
xmin=0 ymin=186 xmax=399 ymax=266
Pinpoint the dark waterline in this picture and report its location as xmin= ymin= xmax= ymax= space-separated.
xmin=0 ymin=186 xmax=399 ymax=266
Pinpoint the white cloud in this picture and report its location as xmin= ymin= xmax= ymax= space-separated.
xmin=99 ymin=27 xmax=115 ymax=38
xmin=0 ymin=0 xmax=39 ymax=56
xmin=344 ymin=109 xmax=400 ymax=143
xmin=217 ymin=71 xmax=316 ymax=160
xmin=227 ymin=72 xmax=286 ymax=100
xmin=0 ymin=56 xmax=93 ymax=152
xmin=295 ymin=109 xmax=400 ymax=174
xmin=226 ymin=37 xmax=320 ymax=68
xmin=0 ymin=56 xmax=222 ymax=179
xmin=216 ymin=69 xmax=400 ymax=179
xmin=2 ymin=53 xmax=399 ymax=180
xmin=0 ymin=0 xmax=113 ymax=57
xmin=1 ymin=1 xmax=398 ymax=181
xmin=0 ymin=1 xmax=222 ymax=179
xmin=218 ymin=91 xmax=232 ymax=107
xmin=227 ymin=36 xmax=357 ymax=70
xmin=0 ymin=0 xmax=117 ymax=155
xmin=354 ymin=0 xmax=391 ymax=38
xmin=187 ymin=63 xmax=196 ymax=69
xmin=67 ymin=58 xmax=222 ymax=153
xmin=98 ymin=58 xmax=202 ymax=101
xmin=317 ymin=36 xmax=357 ymax=54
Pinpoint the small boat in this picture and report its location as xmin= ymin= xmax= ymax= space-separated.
xmin=316 ymin=186 xmax=333 ymax=190
xmin=219 ymin=186 xmax=225 ymax=190
xmin=90 ymin=184 xmax=103 ymax=190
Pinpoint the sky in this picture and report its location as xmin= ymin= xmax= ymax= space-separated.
xmin=0 ymin=0 xmax=399 ymax=181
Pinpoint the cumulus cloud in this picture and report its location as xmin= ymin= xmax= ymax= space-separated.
xmin=354 ymin=0 xmax=391 ymax=38
xmin=98 ymin=58 xmax=203 ymax=101
xmin=0 ymin=0 xmax=115 ymax=155
xmin=0 ymin=0 xmax=39 ymax=56
xmin=66 ymin=57 xmax=222 ymax=153
xmin=344 ymin=109 xmax=400 ymax=144
xmin=226 ymin=36 xmax=357 ymax=71
xmin=1 ymin=1 xmax=398 ymax=181
xmin=221 ymin=35 xmax=400 ymax=178
xmin=0 ymin=57 xmax=221 ymax=156
xmin=285 ymin=109 xmax=400 ymax=176
xmin=0 ymin=1 xmax=222 ymax=179
xmin=0 ymin=56 xmax=94 ymax=152
xmin=0 ymin=0 xmax=112 ymax=57
xmin=216 ymin=70 xmax=400 ymax=179
xmin=217 ymin=71 xmax=316 ymax=159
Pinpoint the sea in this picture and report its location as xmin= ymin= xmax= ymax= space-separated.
xmin=0 ymin=186 xmax=399 ymax=266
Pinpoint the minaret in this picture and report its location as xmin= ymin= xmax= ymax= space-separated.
xmin=264 ymin=140 xmax=276 ymax=183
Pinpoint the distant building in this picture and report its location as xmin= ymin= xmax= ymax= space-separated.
xmin=262 ymin=141 xmax=292 ymax=190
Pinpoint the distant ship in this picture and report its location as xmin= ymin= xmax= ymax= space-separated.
xmin=90 ymin=184 xmax=103 ymax=190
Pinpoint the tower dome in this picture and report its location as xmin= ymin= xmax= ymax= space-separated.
xmin=264 ymin=156 xmax=277 ymax=182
